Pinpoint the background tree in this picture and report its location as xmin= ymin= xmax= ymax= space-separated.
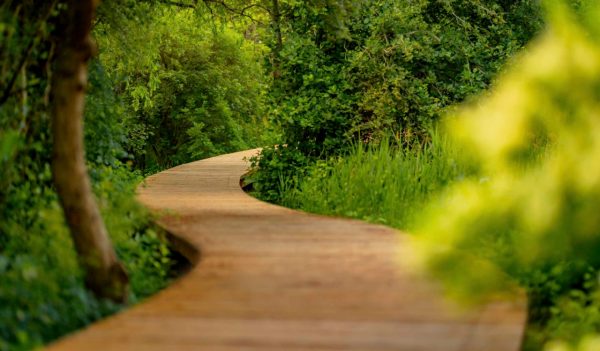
xmin=93 ymin=2 xmax=268 ymax=171
xmin=250 ymin=0 xmax=543 ymax=203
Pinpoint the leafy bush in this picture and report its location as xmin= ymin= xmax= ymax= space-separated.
xmin=247 ymin=145 xmax=310 ymax=203
xmin=269 ymin=0 xmax=542 ymax=153
xmin=412 ymin=2 xmax=600 ymax=349
xmin=95 ymin=7 xmax=268 ymax=171
xmin=0 ymin=163 xmax=172 ymax=351
xmin=347 ymin=0 xmax=542 ymax=140
xmin=255 ymin=0 xmax=543 ymax=200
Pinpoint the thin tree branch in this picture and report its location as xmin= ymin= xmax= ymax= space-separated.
xmin=201 ymin=0 xmax=265 ymax=24
xmin=164 ymin=1 xmax=196 ymax=8
xmin=159 ymin=0 xmax=266 ymax=25
xmin=0 ymin=0 xmax=59 ymax=106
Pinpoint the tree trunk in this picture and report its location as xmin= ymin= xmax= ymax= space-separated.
xmin=51 ymin=0 xmax=128 ymax=303
xmin=271 ymin=0 xmax=283 ymax=79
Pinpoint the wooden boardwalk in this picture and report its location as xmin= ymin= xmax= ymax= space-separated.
xmin=47 ymin=149 xmax=527 ymax=351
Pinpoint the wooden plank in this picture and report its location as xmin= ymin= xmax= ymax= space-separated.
xmin=46 ymin=149 xmax=527 ymax=351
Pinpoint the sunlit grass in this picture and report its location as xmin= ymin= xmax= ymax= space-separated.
xmin=282 ymin=130 xmax=476 ymax=230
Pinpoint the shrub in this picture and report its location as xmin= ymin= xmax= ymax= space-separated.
xmin=255 ymin=0 xmax=543 ymax=200
xmin=413 ymin=2 xmax=600 ymax=348
xmin=268 ymin=0 xmax=543 ymax=156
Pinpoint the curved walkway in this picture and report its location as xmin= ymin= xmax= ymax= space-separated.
xmin=47 ymin=149 xmax=526 ymax=351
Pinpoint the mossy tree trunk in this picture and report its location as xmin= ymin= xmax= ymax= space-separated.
xmin=50 ymin=0 xmax=128 ymax=303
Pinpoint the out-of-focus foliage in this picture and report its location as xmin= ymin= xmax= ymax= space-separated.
xmin=96 ymin=6 xmax=268 ymax=171
xmin=414 ymin=2 xmax=600 ymax=349
xmin=548 ymin=336 xmax=600 ymax=351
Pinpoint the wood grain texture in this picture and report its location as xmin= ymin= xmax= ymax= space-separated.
xmin=46 ymin=149 xmax=527 ymax=351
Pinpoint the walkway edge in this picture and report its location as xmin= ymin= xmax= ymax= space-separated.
xmin=46 ymin=149 xmax=527 ymax=351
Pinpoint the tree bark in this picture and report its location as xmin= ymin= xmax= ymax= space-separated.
xmin=271 ymin=0 xmax=283 ymax=79
xmin=51 ymin=0 xmax=128 ymax=303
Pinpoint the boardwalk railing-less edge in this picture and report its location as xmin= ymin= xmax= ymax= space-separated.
xmin=47 ymin=149 xmax=527 ymax=351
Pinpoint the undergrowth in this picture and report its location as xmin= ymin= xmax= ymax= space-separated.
xmin=278 ymin=132 xmax=476 ymax=230
xmin=0 ymin=162 xmax=177 ymax=351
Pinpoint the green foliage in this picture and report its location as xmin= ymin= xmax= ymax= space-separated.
xmin=96 ymin=7 xmax=268 ymax=171
xmin=0 ymin=163 xmax=172 ymax=351
xmin=280 ymin=133 xmax=475 ymax=229
xmin=90 ymin=166 xmax=173 ymax=299
xmin=85 ymin=60 xmax=129 ymax=166
xmin=255 ymin=0 xmax=543 ymax=199
xmin=409 ymin=2 xmax=600 ymax=349
xmin=247 ymin=145 xmax=310 ymax=203
xmin=348 ymin=0 xmax=541 ymax=139
xmin=268 ymin=0 xmax=542 ymax=155
xmin=0 ymin=2 xmax=176 ymax=349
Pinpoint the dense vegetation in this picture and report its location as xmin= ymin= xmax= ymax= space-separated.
xmin=279 ymin=133 xmax=475 ymax=229
xmin=95 ymin=5 xmax=268 ymax=171
xmin=251 ymin=0 xmax=543 ymax=202
xmin=258 ymin=1 xmax=600 ymax=350
xmin=2 ymin=0 xmax=599 ymax=350
xmin=0 ymin=0 xmax=265 ymax=349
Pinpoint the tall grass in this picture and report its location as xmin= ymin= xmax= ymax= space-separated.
xmin=283 ymin=131 xmax=476 ymax=230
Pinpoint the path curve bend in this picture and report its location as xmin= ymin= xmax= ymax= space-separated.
xmin=47 ymin=149 xmax=526 ymax=351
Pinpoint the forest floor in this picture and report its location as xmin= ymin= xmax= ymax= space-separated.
xmin=46 ymin=149 xmax=527 ymax=351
